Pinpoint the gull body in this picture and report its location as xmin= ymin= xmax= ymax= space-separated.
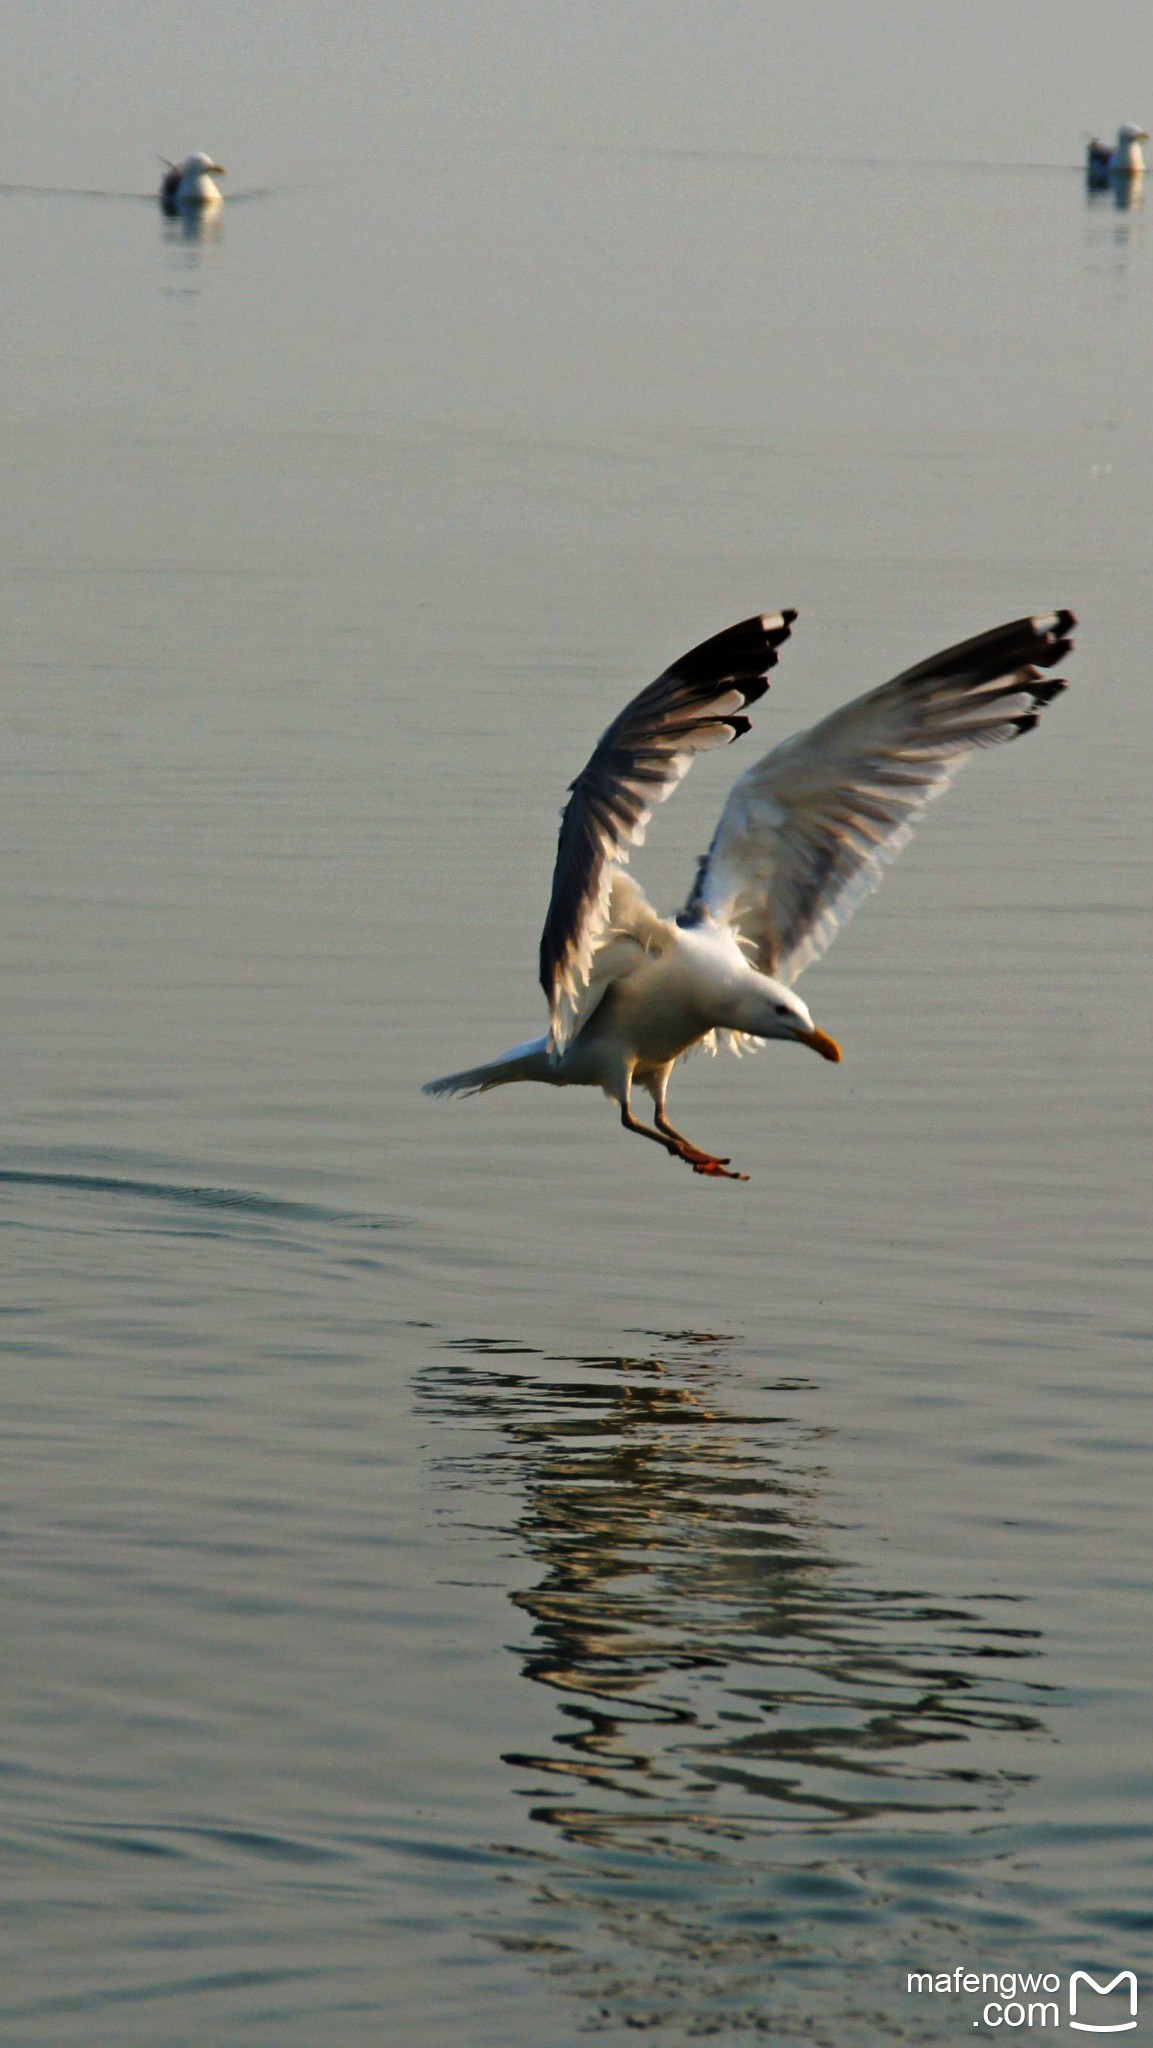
xmin=160 ymin=152 xmax=226 ymax=214
xmin=425 ymin=609 xmax=1074 ymax=1180
xmin=1086 ymin=124 xmax=1148 ymax=187
xmin=506 ymin=923 xmax=832 ymax=1093
xmin=430 ymin=916 xmax=834 ymax=1179
xmin=582 ymin=922 xmax=818 ymax=1081
xmin=1111 ymin=122 xmax=1148 ymax=175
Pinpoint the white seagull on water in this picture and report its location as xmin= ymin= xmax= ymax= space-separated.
xmin=1086 ymin=123 xmax=1148 ymax=187
xmin=425 ymin=610 xmax=1075 ymax=1180
xmin=159 ymin=152 xmax=226 ymax=215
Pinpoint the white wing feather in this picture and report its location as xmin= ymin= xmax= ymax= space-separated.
xmin=686 ymin=612 xmax=1074 ymax=986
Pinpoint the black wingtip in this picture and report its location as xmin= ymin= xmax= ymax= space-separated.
xmin=1026 ymin=676 xmax=1068 ymax=707
xmin=665 ymin=611 xmax=797 ymax=688
xmin=894 ymin=609 xmax=1077 ymax=692
xmin=1032 ymin=610 xmax=1076 ymax=669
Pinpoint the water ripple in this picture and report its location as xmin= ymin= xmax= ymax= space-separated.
xmin=0 ymin=1168 xmax=390 ymax=1230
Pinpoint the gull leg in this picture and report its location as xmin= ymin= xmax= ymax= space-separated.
xmin=650 ymin=1077 xmax=748 ymax=1181
xmin=620 ymin=1096 xmax=748 ymax=1182
xmin=620 ymin=1101 xmax=679 ymax=1155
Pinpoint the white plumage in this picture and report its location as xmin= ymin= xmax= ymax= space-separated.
xmin=159 ymin=153 xmax=226 ymax=215
xmin=425 ymin=610 xmax=1074 ymax=1180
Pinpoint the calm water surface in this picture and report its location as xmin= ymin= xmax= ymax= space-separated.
xmin=1 ymin=143 xmax=1150 ymax=2045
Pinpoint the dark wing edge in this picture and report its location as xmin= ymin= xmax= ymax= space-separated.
xmin=538 ymin=610 xmax=796 ymax=1049
xmin=877 ymin=608 xmax=1076 ymax=718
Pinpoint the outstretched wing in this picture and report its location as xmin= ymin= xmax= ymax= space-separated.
xmin=539 ymin=611 xmax=795 ymax=1049
xmin=684 ymin=610 xmax=1075 ymax=986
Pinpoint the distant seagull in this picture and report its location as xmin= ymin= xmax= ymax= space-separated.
xmin=1086 ymin=123 xmax=1148 ymax=189
xmin=424 ymin=610 xmax=1074 ymax=1180
xmin=159 ymin=152 xmax=226 ymax=215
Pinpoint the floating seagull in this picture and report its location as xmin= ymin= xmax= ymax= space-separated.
xmin=425 ymin=611 xmax=1074 ymax=1180
xmin=1086 ymin=123 xmax=1148 ymax=188
xmin=159 ymin=152 xmax=226 ymax=215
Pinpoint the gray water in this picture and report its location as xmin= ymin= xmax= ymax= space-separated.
xmin=1 ymin=106 xmax=1151 ymax=2048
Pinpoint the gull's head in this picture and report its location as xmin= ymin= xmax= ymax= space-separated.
xmin=185 ymin=151 xmax=226 ymax=177
xmin=1118 ymin=123 xmax=1149 ymax=144
xmin=739 ymin=978 xmax=841 ymax=1062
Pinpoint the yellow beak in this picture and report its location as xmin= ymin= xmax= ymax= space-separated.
xmin=797 ymin=1026 xmax=842 ymax=1063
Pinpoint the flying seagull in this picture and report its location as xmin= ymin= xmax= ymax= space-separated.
xmin=159 ymin=153 xmax=226 ymax=215
xmin=424 ymin=610 xmax=1074 ymax=1180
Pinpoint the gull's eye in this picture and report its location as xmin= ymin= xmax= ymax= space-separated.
xmin=775 ymin=1004 xmax=792 ymax=1017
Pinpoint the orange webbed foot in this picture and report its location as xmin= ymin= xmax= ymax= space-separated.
xmin=688 ymin=1155 xmax=748 ymax=1182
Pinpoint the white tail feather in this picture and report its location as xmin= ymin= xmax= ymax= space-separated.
xmin=422 ymin=1035 xmax=554 ymax=1098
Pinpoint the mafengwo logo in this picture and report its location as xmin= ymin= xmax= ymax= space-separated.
xmin=905 ymin=1966 xmax=1138 ymax=2031
xmin=1070 ymin=1972 xmax=1138 ymax=2033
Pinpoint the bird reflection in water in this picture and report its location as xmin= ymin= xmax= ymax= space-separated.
xmin=160 ymin=206 xmax=223 ymax=250
xmin=1087 ymin=175 xmax=1145 ymax=216
xmin=418 ymin=1336 xmax=1054 ymax=2034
